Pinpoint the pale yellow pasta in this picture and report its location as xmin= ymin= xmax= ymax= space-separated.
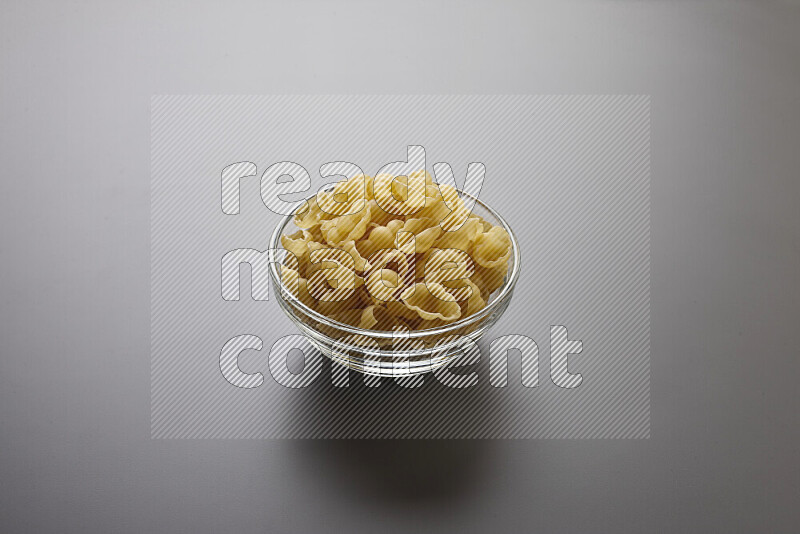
xmin=320 ymin=202 xmax=372 ymax=245
xmin=422 ymin=248 xmax=475 ymax=302
xmin=355 ymin=285 xmax=375 ymax=308
xmin=365 ymin=199 xmax=394 ymax=227
xmin=317 ymin=295 xmax=361 ymax=318
xmin=472 ymin=226 xmax=512 ymax=269
xmin=330 ymin=174 xmax=367 ymax=207
xmin=359 ymin=304 xmax=396 ymax=331
xmin=399 ymin=282 xmax=462 ymax=322
xmin=293 ymin=196 xmax=329 ymax=229
xmin=396 ymin=218 xmax=442 ymax=254
xmin=279 ymin=265 xmax=316 ymax=309
xmin=341 ymin=240 xmax=371 ymax=272
xmin=330 ymin=304 xmax=396 ymax=331
xmin=356 ymin=306 xmax=380 ymax=329
xmin=456 ymin=278 xmax=486 ymax=316
xmin=356 ymin=219 xmax=403 ymax=258
xmin=472 ymin=262 xmax=508 ymax=298
xmin=416 ymin=185 xmax=451 ymax=221
xmin=437 ymin=183 xmax=472 ymax=231
xmin=280 ymin=172 xmax=512 ymax=331
xmin=364 ymin=268 xmax=401 ymax=303
xmin=372 ymin=173 xmax=427 ymax=216
xmin=385 ymin=299 xmax=422 ymax=322
xmin=409 ymin=169 xmax=435 ymax=188
xmin=363 ymin=248 xmax=414 ymax=301
xmin=414 ymin=317 xmax=447 ymax=331
xmin=278 ymin=265 xmax=301 ymax=298
xmin=433 ymin=216 xmax=481 ymax=251
xmin=280 ymin=228 xmax=325 ymax=264
xmin=306 ymin=248 xmax=358 ymax=302
xmin=329 ymin=308 xmax=366 ymax=327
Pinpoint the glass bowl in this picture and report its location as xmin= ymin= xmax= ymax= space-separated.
xmin=268 ymin=188 xmax=520 ymax=377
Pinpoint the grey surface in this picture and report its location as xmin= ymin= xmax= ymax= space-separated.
xmin=0 ymin=0 xmax=798 ymax=532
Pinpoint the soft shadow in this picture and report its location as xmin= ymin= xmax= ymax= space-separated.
xmin=288 ymin=343 xmax=503 ymax=508
xmin=294 ymin=440 xmax=492 ymax=508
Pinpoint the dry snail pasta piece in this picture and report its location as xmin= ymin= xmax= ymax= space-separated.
xmin=396 ymin=218 xmax=442 ymax=254
xmin=280 ymin=229 xmax=321 ymax=261
xmin=455 ymin=278 xmax=486 ymax=317
xmin=279 ymin=265 xmax=316 ymax=309
xmin=364 ymin=267 xmax=401 ymax=303
xmin=356 ymin=219 xmax=404 ymax=259
xmin=400 ymin=282 xmax=462 ymax=322
xmin=359 ymin=304 xmax=396 ymax=330
xmin=279 ymin=172 xmax=511 ymax=330
xmin=293 ymin=196 xmax=330 ymax=229
xmin=422 ymin=248 xmax=476 ymax=301
xmin=472 ymin=226 xmax=512 ymax=269
xmin=372 ymin=173 xmax=427 ymax=216
xmin=341 ymin=240 xmax=371 ymax=272
xmin=433 ymin=216 xmax=482 ymax=251
xmin=320 ymin=201 xmax=372 ymax=246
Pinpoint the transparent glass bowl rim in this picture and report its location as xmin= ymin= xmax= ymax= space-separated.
xmin=268 ymin=185 xmax=520 ymax=340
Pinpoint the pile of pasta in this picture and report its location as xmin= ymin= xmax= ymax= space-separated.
xmin=279 ymin=171 xmax=512 ymax=332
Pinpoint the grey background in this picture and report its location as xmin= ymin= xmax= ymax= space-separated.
xmin=1 ymin=0 xmax=798 ymax=532
xmin=151 ymin=95 xmax=650 ymax=439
